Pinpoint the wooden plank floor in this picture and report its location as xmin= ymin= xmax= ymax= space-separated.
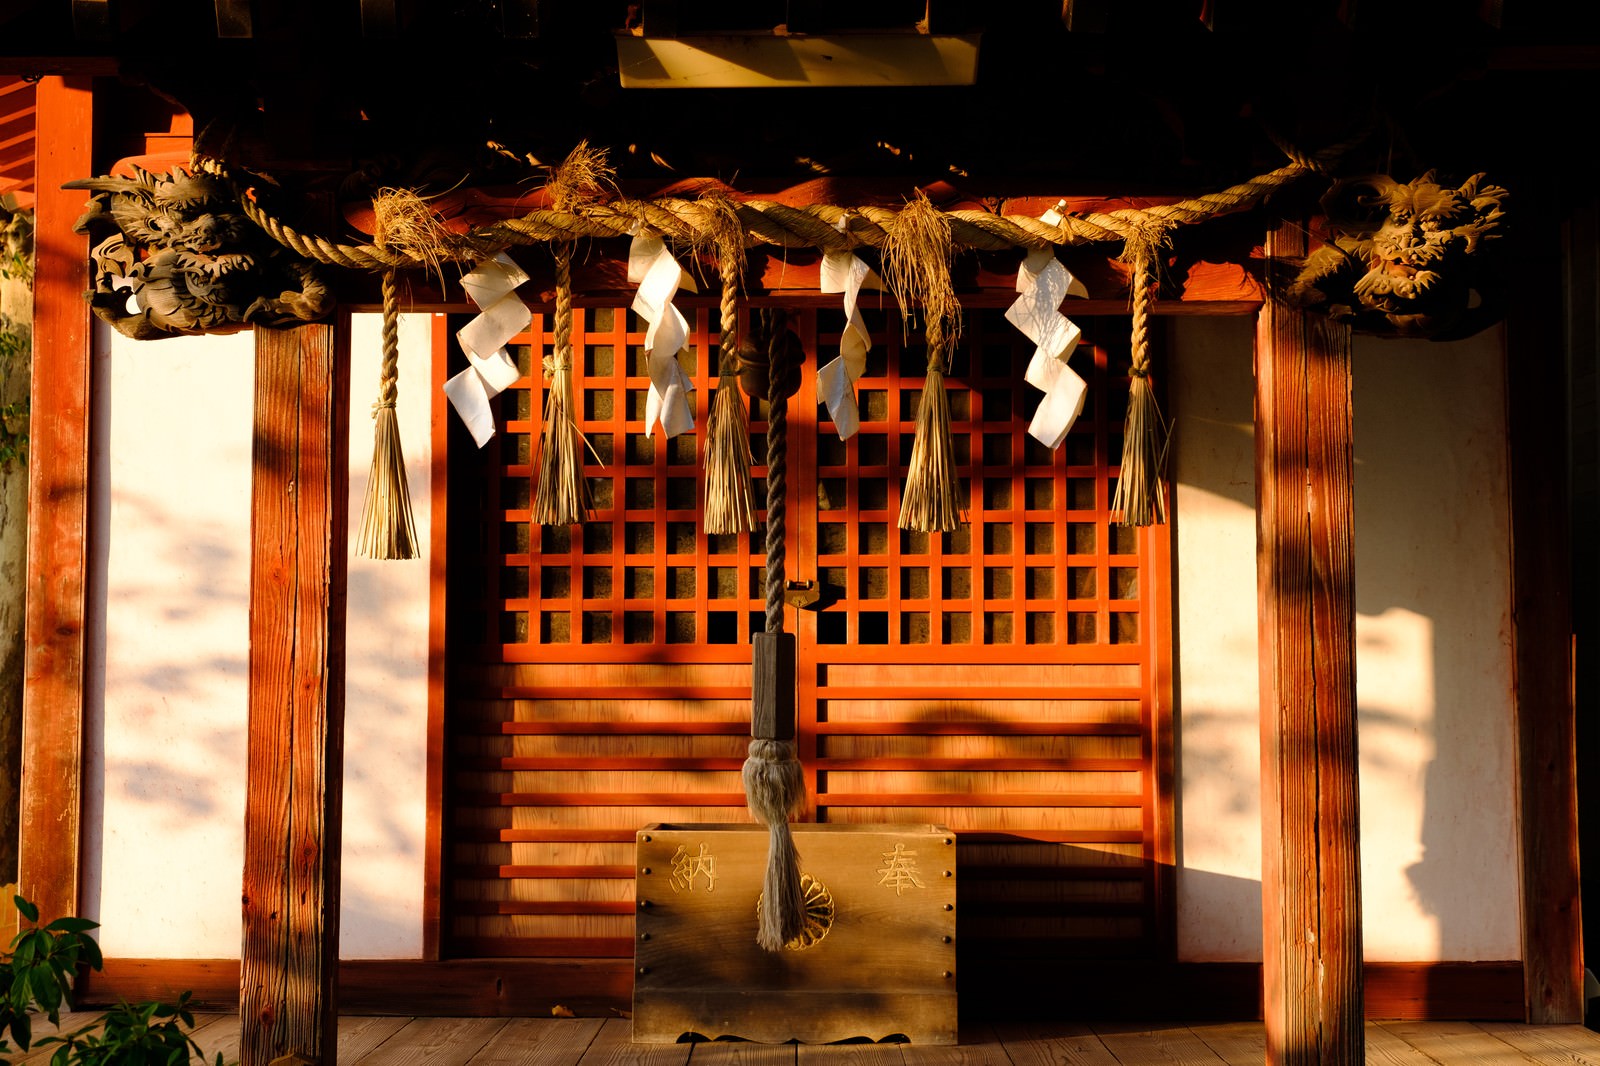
xmin=17 ymin=1014 xmax=1600 ymax=1064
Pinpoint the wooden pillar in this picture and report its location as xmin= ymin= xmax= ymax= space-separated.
xmin=17 ymin=75 xmax=93 ymax=922
xmin=241 ymin=319 xmax=351 ymax=1066
xmin=1506 ymin=224 xmax=1583 ymax=1023
xmin=1254 ymin=224 xmax=1364 ymax=1064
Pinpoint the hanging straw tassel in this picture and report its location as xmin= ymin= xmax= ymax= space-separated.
xmin=898 ymin=330 xmax=964 ymax=532
xmin=702 ymin=200 xmax=757 ymax=535
xmin=532 ymin=245 xmax=593 ymax=526
xmin=884 ymin=191 xmax=965 ymax=533
xmin=356 ymin=269 xmax=420 ymax=560
xmin=1111 ymin=248 xmax=1171 ymax=527
xmin=744 ymin=314 xmax=807 ymax=952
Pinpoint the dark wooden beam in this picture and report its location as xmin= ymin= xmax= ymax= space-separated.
xmin=17 ymin=75 xmax=93 ymax=924
xmin=1506 ymin=220 xmax=1583 ymax=1023
xmin=241 ymin=319 xmax=351 ymax=1066
xmin=215 ymin=0 xmax=254 ymax=38
xmin=1254 ymin=222 xmax=1364 ymax=1064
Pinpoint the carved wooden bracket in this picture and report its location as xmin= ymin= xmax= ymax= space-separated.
xmin=66 ymin=166 xmax=334 ymax=340
xmin=1287 ymin=171 xmax=1508 ymax=340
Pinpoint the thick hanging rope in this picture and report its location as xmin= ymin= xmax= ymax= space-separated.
xmin=886 ymin=192 xmax=965 ymax=533
xmin=214 ymin=154 xmax=1323 ymax=271
xmin=743 ymin=311 xmax=807 ymax=952
xmin=1111 ymin=248 xmax=1171 ymax=527
xmin=702 ymin=196 xmax=758 ymax=535
xmin=899 ymin=328 xmax=964 ymax=533
xmin=356 ymin=269 xmax=420 ymax=560
xmin=532 ymin=244 xmax=593 ymax=526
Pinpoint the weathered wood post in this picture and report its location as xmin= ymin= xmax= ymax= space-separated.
xmin=17 ymin=75 xmax=94 ymax=923
xmin=241 ymin=319 xmax=351 ymax=1066
xmin=1255 ymin=222 xmax=1365 ymax=1064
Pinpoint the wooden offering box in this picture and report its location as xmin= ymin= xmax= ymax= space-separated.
xmin=633 ymin=823 xmax=957 ymax=1045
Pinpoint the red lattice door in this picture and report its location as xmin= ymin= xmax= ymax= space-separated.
xmin=443 ymin=300 xmax=1173 ymax=977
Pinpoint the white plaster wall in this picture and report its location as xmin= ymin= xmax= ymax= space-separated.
xmin=1171 ymin=317 xmax=1521 ymax=962
xmin=84 ymin=313 xmax=435 ymax=959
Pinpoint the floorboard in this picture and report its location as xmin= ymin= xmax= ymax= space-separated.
xmin=796 ymin=1040 xmax=907 ymax=1064
xmin=337 ymin=1016 xmax=414 ymax=1062
xmin=1089 ymin=1022 xmax=1229 ymax=1065
xmin=898 ymin=1024 xmax=1010 ymax=1065
xmin=1186 ymin=1021 xmax=1268 ymax=1065
xmin=992 ymin=1020 xmax=1119 ymax=1066
xmin=1379 ymin=1019 xmax=1551 ymax=1065
xmin=96 ymin=1014 xmax=1600 ymax=1064
xmin=1475 ymin=1022 xmax=1600 ymax=1065
xmin=580 ymin=1018 xmax=693 ymax=1065
xmin=351 ymin=1016 xmax=508 ymax=1066
xmin=465 ymin=1017 xmax=606 ymax=1066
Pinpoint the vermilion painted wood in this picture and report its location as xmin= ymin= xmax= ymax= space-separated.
xmin=1504 ymin=228 xmax=1584 ymax=1024
xmin=424 ymin=313 xmax=450 ymax=961
xmin=241 ymin=320 xmax=351 ymax=1066
xmin=1254 ymin=224 xmax=1363 ymax=1065
xmin=17 ymin=75 xmax=93 ymax=925
xmin=448 ymin=302 xmax=1172 ymax=966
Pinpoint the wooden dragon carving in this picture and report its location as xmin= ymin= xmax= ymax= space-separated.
xmin=1289 ymin=171 xmax=1508 ymax=339
xmin=67 ymin=167 xmax=333 ymax=340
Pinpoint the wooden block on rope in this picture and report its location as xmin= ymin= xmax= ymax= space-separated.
xmin=750 ymin=631 xmax=795 ymax=741
xmin=633 ymin=823 xmax=957 ymax=1044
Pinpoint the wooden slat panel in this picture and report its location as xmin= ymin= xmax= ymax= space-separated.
xmin=444 ymin=304 xmax=1170 ymax=974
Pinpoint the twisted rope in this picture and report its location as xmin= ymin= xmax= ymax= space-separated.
xmin=765 ymin=316 xmax=789 ymax=636
xmin=354 ymin=269 xmax=419 ymax=559
xmin=378 ymin=269 xmax=400 ymax=408
xmin=216 ymin=153 xmax=1323 ymax=271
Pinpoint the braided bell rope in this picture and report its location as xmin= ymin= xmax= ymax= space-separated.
xmin=216 ymin=154 xmax=1322 ymax=270
xmin=378 ymin=268 xmax=401 ymax=407
xmin=764 ymin=320 xmax=789 ymax=636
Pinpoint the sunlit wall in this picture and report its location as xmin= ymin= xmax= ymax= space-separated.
xmin=83 ymin=313 xmax=434 ymax=958
xmin=1172 ymin=317 xmax=1520 ymax=962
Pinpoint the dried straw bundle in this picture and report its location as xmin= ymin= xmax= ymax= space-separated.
xmin=356 ymin=270 xmax=420 ymax=560
xmin=528 ymin=144 xmax=612 ymax=528
xmin=545 ymin=140 xmax=614 ymax=212
xmin=886 ymin=192 xmax=966 ymax=532
xmin=1111 ymin=246 xmax=1171 ymax=526
xmin=701 ymin=192 xmax=757 ymax=535
xmin=898 ymin=339 xmax=965 ymax=532
xmin=532 ymin=246 xmax=593 ymax=526
xmin=371 ymin=187 xmax=466 ymax=288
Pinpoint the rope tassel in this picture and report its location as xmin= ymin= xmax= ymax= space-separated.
xmin=744 ymin=737 xmax=807 ymax=951
xmin=356 ymin=269 xmax=420 ymax=560
xmin=1111 ymin=250 xmax=1171 ymax=527
xmin=745 ymin=310 xmax=806 ymax=952
xmin=898 ymin=337 xmax=964 ymax=533
xmin=533 ymin=245 xmax=593 ymax=526
xmin=702 ymin=228 xmax=757 ymax=535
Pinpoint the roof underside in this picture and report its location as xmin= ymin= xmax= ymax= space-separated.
xmin=1 ymin=1 xmax=1597 ymax=217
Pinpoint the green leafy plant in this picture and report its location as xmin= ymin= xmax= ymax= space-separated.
xmin=0 ymin=897 xmax=223 ymax=1066
xmin=38 ymin=993 xmax=223 ymax=1066
xmin=1 ymin=895 xmax=102 ymax=1062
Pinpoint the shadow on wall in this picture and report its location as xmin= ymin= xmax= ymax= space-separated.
xmin=1169 ymin=316 xmax=1520 ymax=973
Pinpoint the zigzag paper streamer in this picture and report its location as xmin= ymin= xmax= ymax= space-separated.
xmin=444 ymin=252 xmax=531 ymax=447
xmin=817 ymin=251 xmax=882 ymax=440
xmin=1006 ymin=243 xmax=1090 ymax=449
xmin=628 ymin=233 xmax=698 ymax=438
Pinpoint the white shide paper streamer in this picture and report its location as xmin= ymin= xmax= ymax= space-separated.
xmin=1006 ymin=231 xmax=1090 ymax=449
xmin=627 ymin=233 xmax=698 ymax=438
xmin=816 ymin=251 xmax=882 ymax=440
xmin=443 ymin=252 xmax=531 ymax=448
